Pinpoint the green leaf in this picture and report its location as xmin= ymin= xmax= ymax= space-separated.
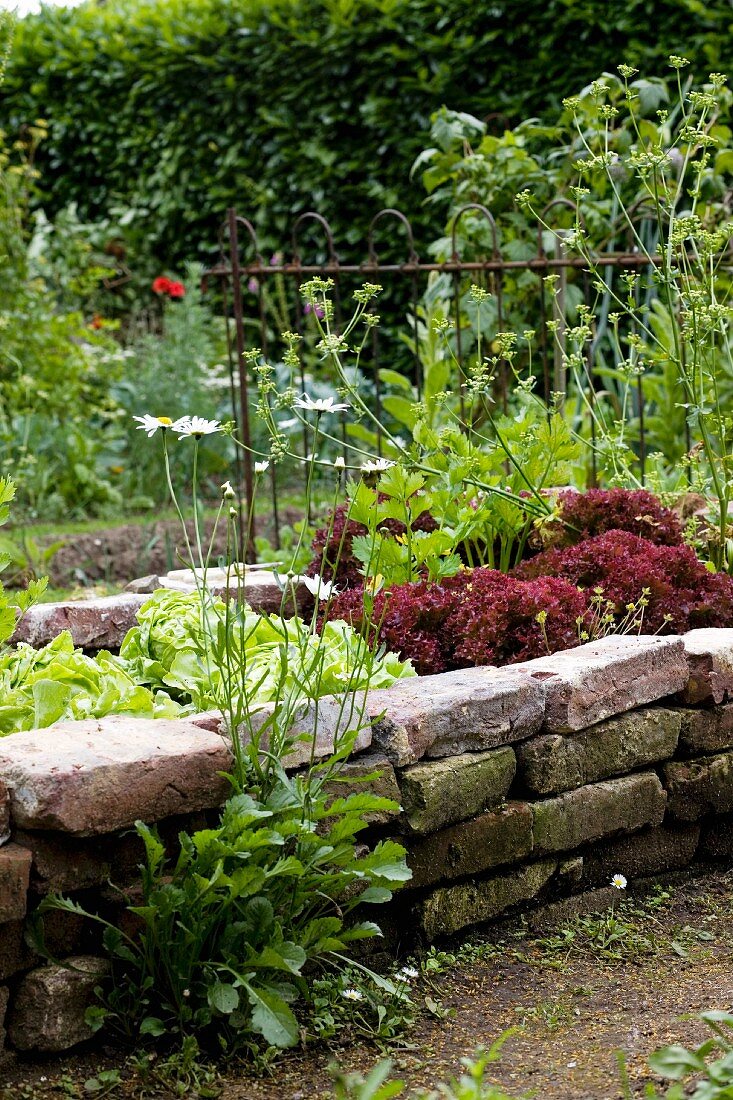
xmin=208 ymin=981 xmax=240 ymax=1015
xmin=244 ymin=983 xmax=299 ymax=1048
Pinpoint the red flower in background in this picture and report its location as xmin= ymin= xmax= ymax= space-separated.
xmin=152 ymin=276 xmax=172 ymax=295
xmin=151 ymin=276 xmax=186 ymax=299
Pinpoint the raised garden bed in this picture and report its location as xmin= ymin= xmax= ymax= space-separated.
xmin=2 ymin=626 xmax=733 ymax=1054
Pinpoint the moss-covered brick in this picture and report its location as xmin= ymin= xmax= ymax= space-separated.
xmin=532 ymin=773 xmax=666 ymax=855
xmin=516 ymin=708 xmax=680 ymax=795
xmin=664 ymin=751 xmax=733 ymax=820
xmin=405 ymin=802 xmax=532 ymax=889
xmin=678 ymin=704 xmax=733 ymax=755
xmin=419 ymin=858 xmax=557 ymax=940
xmin=398 ymin=747 xmax=516 ymax=834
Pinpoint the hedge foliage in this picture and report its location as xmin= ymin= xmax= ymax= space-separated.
xmin=1 ymin=0 xmax=730 ymax=265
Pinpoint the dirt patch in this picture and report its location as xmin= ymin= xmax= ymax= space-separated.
xmin=2 ymin=868 xmax=733 ymax=1098
xmin=22 ymin=508 xmax=306 ymax=589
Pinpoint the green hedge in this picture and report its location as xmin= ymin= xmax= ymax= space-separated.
xmin=2 ymin=0 xmax=730 ymax=266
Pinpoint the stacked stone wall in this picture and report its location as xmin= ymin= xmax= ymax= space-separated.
xmin=3 ymin=628 xmax=733 ymax=1053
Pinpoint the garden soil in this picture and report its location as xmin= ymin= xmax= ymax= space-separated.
xmin=3 ymin=868 xmax=733 ymax=1099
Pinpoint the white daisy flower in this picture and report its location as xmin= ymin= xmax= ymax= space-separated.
xmin=333 ymin=456 xmax=346 ymax=469
xmin=396 ymin=966 xmax=419 ymax=981
xmin=278 ymin=418 xmax=299 ymax=430
xmin=221 ymin=480 xmax=236 ymax=498
xmin=300 ymin=574 xmax=338 ymax=601
xmin=254 ymin=461 xmax=270 ymax=474
xmin=342 ymin=988 xmax=363 ymax=1001
xmin=610 ymin=873 xmax=627 ymax=890
xmin=175 ymin=416 xmax=223 ymax=439
xmin=361 ymin=457 xmax=394 ymax=473
xmin=292 ymin=394 xmax=350 ymax=414
xmin=132 ymin=414 xmax=174 ymax=437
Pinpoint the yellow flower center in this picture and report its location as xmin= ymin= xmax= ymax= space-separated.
xmin=157 ymin=416 xmax=173 ymax=426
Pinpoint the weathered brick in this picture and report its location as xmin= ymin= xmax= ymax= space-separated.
xmin=681 ymin=629 xmax=733 ymax=705
xmin=324 ymin=753 xmax=402 ymax=825
xmin=516 ymin=708 xmax=680 ymax=795
xmin=0 ymin=844 xmax=32 ymax=923
xmin=368 ymin=666 xmax=545 ymax=766
xmin=664 ymin=751 xmax=733 ymax=821
xmin=0 ymin=717 xmax=232 ymax=835
xmin=0 ymin=780 xmax=8 ymax=847
xmin=418 ymin=858 xmax=557 ymax=940
xmin=0 ymin=985 xmax=8 ymax=1054
xmin=11 ymin=593 xmax=146 ymax=650
xmin=239 ymin=694 xmax=372 ymax=771
xmin=527 ymin=887 xmax=620 ymax=932
xmin=398 ymin=747 xmax=516 ymax=834
xmin=13 ymin=830 xmax=137 ymax=895
xmin=678 ymin=703 xmax=733 ymax=755
xmin=159 ymin=567 xmax=310 ymax=616
xmin=0 ymin=920 xmax=37 ymax=982
xmin=405 ymin=803 xmax=533 ymax=889
xmin=522 ymin=636 xmax=687 ymax=732
xmin=532 ymin=773 xmax=667 ymax=855
xmin=8 ymin=956 xmax=110 ymax=1052
xmin=581 ymin=823 xmax=700 ymax=886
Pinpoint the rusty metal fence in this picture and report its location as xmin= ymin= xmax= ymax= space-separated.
xmin=205 ymin=203 xmax=673 ymax=553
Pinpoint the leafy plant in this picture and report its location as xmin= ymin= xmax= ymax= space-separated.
xmin=40 ymin=780 xmax=410 ymax=1050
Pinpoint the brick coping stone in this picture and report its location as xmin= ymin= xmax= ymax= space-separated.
xmin=0 ymin=628 xmax=728 ymax=842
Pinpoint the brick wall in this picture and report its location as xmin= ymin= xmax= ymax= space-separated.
xmin=2 ymin=629 xmax=733 ymax=1053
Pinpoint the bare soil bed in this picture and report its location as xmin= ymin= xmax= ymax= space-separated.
xmin=3 ymin=867 xmax=733 ymax=1099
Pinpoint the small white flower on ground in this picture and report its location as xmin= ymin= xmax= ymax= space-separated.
xmin=300 ymin=574 xmax=338 ymax=601
xmin=342 ymin=988 xmax=363 ymax=1001
xmin=610 ymin=873 xmax=627 ymax=890
xmin=132 ymin=414 xmax=174 ymax=437
xmin=396 ymin=966 xmax=419 ymax=981
xmin=292 ymin=394 xmax=350 ymax=414
xmin=182 ymin=989 xmax=190 ymax=998
xmin=254 ymin=460 xmax=270 ymax=474
xmin=175 ymin=416 xmax=223 ymax=439
xmin=361 ymin=457 xmax=394 ymax=473
xmin=221 ymin=480 xmax=236 ymax=498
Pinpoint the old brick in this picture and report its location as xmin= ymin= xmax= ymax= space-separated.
xmin=678 ymin=703 xmax=733 ymax=755
xmin=405 ymin=803 xmax=533 ymax=889
xmin=0 ymin=985 xmax=8 ymax=1053
xmin=8 ymin=956 xmax=110 ymax=1052
xmin=13 ymin=830 xmax=140 ymax=895
xmin=527 ymin=887 xmax=620 ymax=932
xmin=664 ymin=751 xmax=733 ymax=821
xmin=0 ymin=921 xmax=37 ymax=982
xmin=522 ymin=636 xmax=687 ymax=732
xmin=160 ymin=567 xmax=309 ymax=616
xmin=532 ymin=773 xmax=667 ymax=855
xmin=11 ymin=593 xmax=146 ymax=650
xmin=0 ymin=844 xmax=31 ymax=923
xmin=324 ymin=753 xmax=401 ymax=825
xmin=368 ymin=666 xmax=545 ymax=766
xmin=581 ymin=823 xmax=700 ymax=886
xmin=0 ymin=717 xmax=232 ymax=835
xmin=418 ymin=858 xmax=557 ymax=941
xmin=239 ymin=694 xmax=372 ymax=771
xmin=516 ymin=708 xmax=680 ymax=795
xmin=698 ymin=814 xmax=733 ymax=861
xmin=681 ymin=629 xmax=733 ymax=704
xmin=398 ymin=747 xmax=516 ymax=834
xmin=0 ymin=781 xmax=8 ymax=847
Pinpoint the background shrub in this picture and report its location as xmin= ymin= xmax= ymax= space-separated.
xmin=1 ymin=0 xmax=728 ymax=270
